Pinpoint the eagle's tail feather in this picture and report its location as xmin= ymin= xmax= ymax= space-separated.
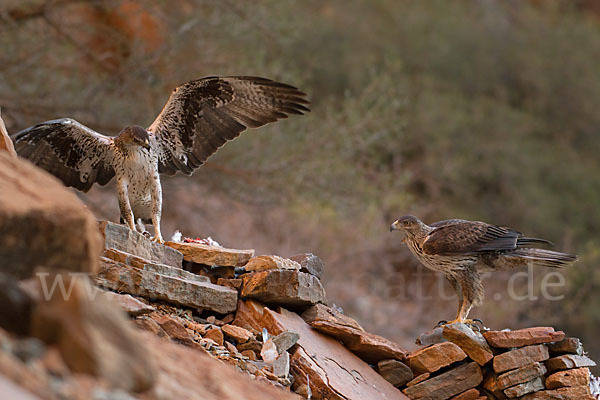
xmin=517 ymin=237 xmax=554 ymax=247
xmin=510 ymin=248 xmax=577 ymax=268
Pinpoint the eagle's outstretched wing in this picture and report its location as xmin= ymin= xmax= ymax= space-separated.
xmin=147 ymin=76 xmax=310 ymax=175
xmin=422 ymin=221 xmax=522 ymax=255
xmin=12 ymin=118 xmax=116 ymax=192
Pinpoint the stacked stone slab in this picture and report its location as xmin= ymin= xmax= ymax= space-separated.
xmin=94 ymin=223 xmax=331 ymax=316
xmin=395 ymin=325 xmax=597 ymax=400
xmin=96 ymin=230 xmax=412 ymax=398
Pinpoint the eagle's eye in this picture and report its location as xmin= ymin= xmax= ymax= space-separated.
xmin=404 ymin=220 xmax=412 ymax=226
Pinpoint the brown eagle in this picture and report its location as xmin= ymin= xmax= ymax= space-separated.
xmin=390 ymin=215 xmax=577 ymax=324
xmin=12 ymin=76 xmax=309 ymax=243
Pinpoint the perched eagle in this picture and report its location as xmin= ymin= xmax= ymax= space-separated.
xmin=12 ymin=76 xmax=309 ymax=243
xmin=390 ymin=215 xmax=577 ymax=324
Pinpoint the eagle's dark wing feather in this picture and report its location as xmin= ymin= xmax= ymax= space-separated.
xmin=429 ymin=219 xmax=469 ymax=228
xmin=147 ymin=76 xmax=309 ymax=175
xmin=11 ymin=118 xmax=115 ymax=192
xmin=422 ymin=221 xmax=522 ymax=255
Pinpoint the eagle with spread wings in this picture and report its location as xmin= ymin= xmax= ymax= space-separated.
xmin=390 ymin=215 xmax=577 ymax=325
xmin=12 ymin=76 xmax=309 ymax=243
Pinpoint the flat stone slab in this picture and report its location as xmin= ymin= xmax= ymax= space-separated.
xmin=103 ymin=291 xmax=155 ymax=316
xmin=545 ymin=354 xmax=596 ymax=372
xmin=241 ymin=270 xmax=327 ymax=309
xmin=493 ymin=344 xmax=550 ymax=374
xmin=378 ymin=359 xmax=414 ymax=387
xmin=104 ymin=248 xmax=210 ymax=284
xmin=96 ymin=257 xmax=237 ymax=314
xmin=302 ymin=303 xmax=364 ymax=331
xmin=497 ymin=362 xmax=547 ymax=389
xmin=417 ymin=327 xmax=446 ymax=346
xmin=521 ymin=385 xmax=593 ymax=400
xmin=261 ymin=308 xmax=408 ymax=400
xmin=546 ymin=367 xmax=590 ymax=389
xmin=289 ymin=253 xmax=324 ymax=279
xmin=482 ymin=371 xmax=507 ymax=400
xmin=504 ymin=377 xmax=545 ymax=398
xmin=407 ymin=373 xmax=430 ymax=387
xmin=443 ymin=323 xmax=493 ymax=366
xmin=402 ymin=362 xmax=483 ymax=400
xmin=407 ymin=342 xmax=467 ymax=375
xmin=232 ymin=299 xmax=268 ymax=335
xmin=450 ymin=388 xmax=480 ymax=400
xmin=302 ymin=305 xmax=407 ymax=363
xmin=165 ymin=241 xmax=253 ymax=267
xmin=547 ymin=338 xmax=584 ymax=356
xmin=272 ymin=331 xmax=300 ymax=354
xmin=221 ymin=324 xmax=254 ymax=344
xmin=244 ymin=255 xmax=300 ymax=272
xmin=483 ymin=327 xmax=564 ymax=348
xmin=99 ymin=221 xmax=183 ymax=268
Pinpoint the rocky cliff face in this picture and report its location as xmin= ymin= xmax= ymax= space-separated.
xmin=0 ymin=140 xmax=598 ymax=400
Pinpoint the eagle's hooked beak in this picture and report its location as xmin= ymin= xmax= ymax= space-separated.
xmin=142 ymin=138 xmax=150 ymax=150
xmin=390 ymin=220 xmax=399 ymax=232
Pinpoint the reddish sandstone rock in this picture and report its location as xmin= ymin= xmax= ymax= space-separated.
xmin=407 ymin=342 xmax=467 ymax=375
xmin=165 ymin=241 xmax=254 ymax=267
xmin=496 ymin=362 xmax=547 ymax=389
xmin=545 ymin=354 xmax=596 ymax=372
xmin=378 ymin=359 xmax=414 ymax=387
xmin=504 ymin=377 xmax=545 ymax=398
xmin=521 ymin=385 xmax=593 ymax=400
xmin=239 ymin=341 xmax=264 ymax=356
xmin=151 ymin=314 xmax=192 ymax=343
xmin=450 ymin=388 xmax=480 ymax=400
xmin=547 ymin=338 xmax=584 ymax=356
xmin=241 ymin=349 xmax=257 ymax=361
xmin=204 ymin=328 xmax=224 ymax=346
xmin=493 ymin=345 xmax=550 ymax=374
xmin=232 ymin=300 xmax=268 ymax=335
xmin=483 ymin=327 xmax=564 ymax=348
xmin=217 ymin=278 xmax=243 ymax=290
xmin=31 ymin=276 xmax=155 ymax=393
xmin=262 ymin=308 xmax=407 ymax=400
xmin=482 ymin=372 xmax=508 ymax=400
xmin=302 ymin=304 xmax=407 ymax=363
xmin=302 ymin=303 xmax=364 ymax=331
xmin=241 ymin=270 xmax=327 ymax=309
xmin=402 ymin=362 xmax=483 ymax=400
xmin=221 ymin=324 xmax=254 ymax=344
xmin=0 ymin=152 xmax=102 ymax=279
xmin=103 ymin=291 xmax=155 ymax=316
xmin=545 ymin=367 xmax=590 ymax=389
xmin=140 ymin=331 xmax=300 ymax=400
xmin=244 ymin=255 xmax=301 ymax=272
xmin=443 ymin=323 xmax=493 ymax=366
xmin=407 ymin=373 xmax=431 ymax=387
xmin=133 ymin=317 xmax=168 ymax=338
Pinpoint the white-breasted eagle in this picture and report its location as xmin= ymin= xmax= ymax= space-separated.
xmin=12 ymin=76 xmax=309 ymax=243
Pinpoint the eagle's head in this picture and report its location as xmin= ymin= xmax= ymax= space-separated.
xmin=118 ymin=125 xmax=151 ymax=150
xmin=390 ymin=215 xmax=425 ymax=236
